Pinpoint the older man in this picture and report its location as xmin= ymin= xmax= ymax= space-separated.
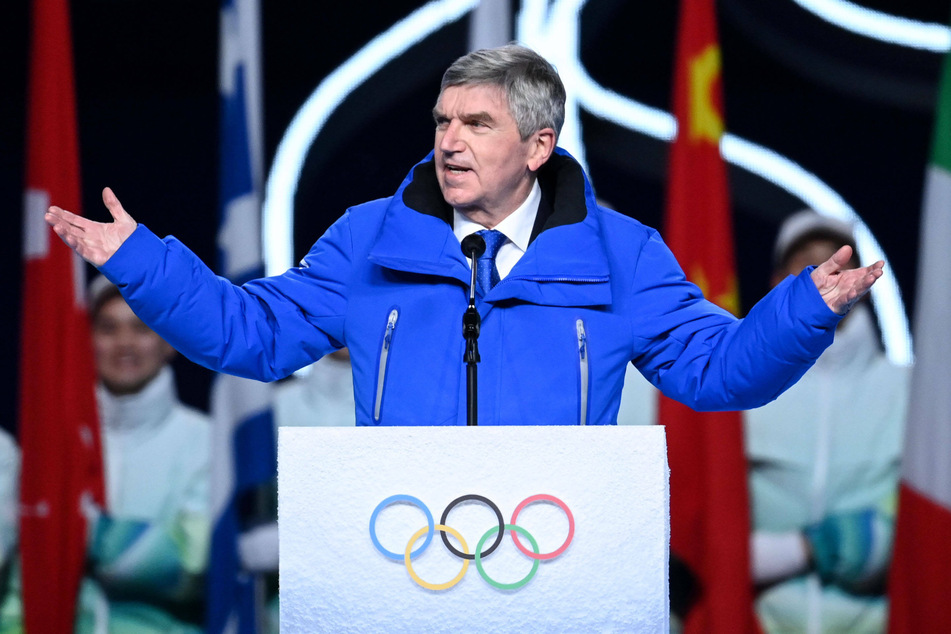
xmin=45 ymin=45 xmax=882 ymax=426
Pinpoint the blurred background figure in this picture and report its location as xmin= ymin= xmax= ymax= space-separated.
xmin=235 ymin=349 xmax=355 ymax=632
xmin=746 ymin=210 xmax=910 ymax=633
xmin=0 ymin=430 xmax=18 ymax=612
xmin=83 ymin=275 xmax=212 ymax=632
xmin=274 ymin=350 xmax=355 ymax=428
xmin=0 ymin=277 xmax=213 ymax=633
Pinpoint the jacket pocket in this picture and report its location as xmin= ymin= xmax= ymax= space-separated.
xmin=373 ymin=308 xmax=399 ymax=423
xmin=576 ymin=318 xmax=589 ymax=426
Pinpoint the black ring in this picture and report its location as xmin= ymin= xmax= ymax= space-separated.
xmin=439 ymin=494 xmax=504 ymax=560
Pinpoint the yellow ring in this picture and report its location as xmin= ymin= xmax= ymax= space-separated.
xmin=404 ymin=524 xmax=469 ymax=591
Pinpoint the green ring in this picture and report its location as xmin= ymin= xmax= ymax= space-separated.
xmin=474 ymin=523 xmax=540 ymax=590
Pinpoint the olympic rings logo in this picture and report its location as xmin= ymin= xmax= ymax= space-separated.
xmin=369 ymin=493 xmax=574 ymax=591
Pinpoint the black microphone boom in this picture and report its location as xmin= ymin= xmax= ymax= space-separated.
xmin=461 ymin=234 xmax=485 ymax=426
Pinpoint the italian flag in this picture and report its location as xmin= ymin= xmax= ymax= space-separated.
xmin=660 ymin=0 xmax=760 ymax=632
xmin=887 ymin=33 xmax=951 ymax=632
xmin=19 ymin=0 xmax=105 ymax=630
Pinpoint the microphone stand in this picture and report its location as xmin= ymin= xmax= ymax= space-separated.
xmin=461 ymin=234 xmax=485 ymax=426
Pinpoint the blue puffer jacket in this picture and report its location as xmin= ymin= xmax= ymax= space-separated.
xmin=100 ymin=149 xmax=840 ymax=426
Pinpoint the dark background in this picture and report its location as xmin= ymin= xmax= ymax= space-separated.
xmin=1 ymin=1 xmax=947 ymax=430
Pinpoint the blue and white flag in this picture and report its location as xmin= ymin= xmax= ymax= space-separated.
xmin=209 ymin=1 xmax=276 ymax=632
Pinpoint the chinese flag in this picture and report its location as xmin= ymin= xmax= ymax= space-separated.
xmin=19 ymin=0 xmax=106 ymax=631
xmin=660 ymin=0 xmax=760 ymax=632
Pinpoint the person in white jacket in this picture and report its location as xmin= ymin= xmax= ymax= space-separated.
xmin=0 ymin=277 xmax=212 ymax=633
xmin=239 ymin=350 xmax=356 ymax=633
xmin=84 ymin=275 xmax=212 ymax=632
xmin=746 ymin=211 xmax=909 ymax=633
xmin=0 ymin=430 xmax=18 ymax=594
xmin=273 ymin=350 xmax=356 ymax=429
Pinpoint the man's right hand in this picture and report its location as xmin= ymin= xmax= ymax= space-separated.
xmin=45 ymin=186 xmax=137 ymax=267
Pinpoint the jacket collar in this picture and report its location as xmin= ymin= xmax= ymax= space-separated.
xmin=97 ymin=366 xmax=175 ymax=435
xmin=368 ymin=148 xmax=612 ymax=307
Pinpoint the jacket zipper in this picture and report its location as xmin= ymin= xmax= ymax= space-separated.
xmin=374 ymin=309 xmax=399 ymax=422
xmin=503 ymin=275 xmax=608 ymax=284
xmin=577 ymin=318 xmax=588 ymax=426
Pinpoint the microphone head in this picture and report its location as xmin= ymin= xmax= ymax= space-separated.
xmin=461 ymin=233 xmax=486 ymax=259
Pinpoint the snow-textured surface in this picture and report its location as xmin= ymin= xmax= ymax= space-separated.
xmin=279 ymin=425 xmax=669 ymax=632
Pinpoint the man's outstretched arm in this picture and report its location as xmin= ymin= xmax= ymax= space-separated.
xmin=45 ymin=187 xmax=137 ymax=266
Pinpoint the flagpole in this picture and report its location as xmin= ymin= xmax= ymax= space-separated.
xmin=208 ymin=1 xmax=277 ymax=632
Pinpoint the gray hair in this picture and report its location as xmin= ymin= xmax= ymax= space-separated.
xmin=439 ymin=44 xmax=566 ymax=140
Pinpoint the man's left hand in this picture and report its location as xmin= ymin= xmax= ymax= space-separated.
xmin=811 ymin=245 xmax=884 ymax=315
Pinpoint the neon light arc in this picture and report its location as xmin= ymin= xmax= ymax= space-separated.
xmin=789 ymin=0 xmax=951 ymax=52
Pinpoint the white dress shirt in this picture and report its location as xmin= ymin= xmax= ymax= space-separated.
xmin=452 ymin=180 xmax=541 ymax=279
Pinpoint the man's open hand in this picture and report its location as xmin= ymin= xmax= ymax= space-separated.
xmin=45 ymin=187 xmax=137 ymax=267
xmin=811 ymin=245 xmax=884 ymax=315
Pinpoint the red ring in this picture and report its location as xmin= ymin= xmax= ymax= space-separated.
xmin=509 ymin=494 xmax=574 ymax=560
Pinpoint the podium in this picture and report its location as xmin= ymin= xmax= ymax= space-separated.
xmin=278 ymin=425 xmax=669 ymax=632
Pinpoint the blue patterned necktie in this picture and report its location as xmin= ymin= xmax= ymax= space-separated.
xmin=475 ymin=229 xmax=506 ymax=296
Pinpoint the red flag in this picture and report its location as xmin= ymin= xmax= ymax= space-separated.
xmin=660 ymin=0 xmax=759 ymax=631
xmin=19 ymin=0 xmax=106 ymax=631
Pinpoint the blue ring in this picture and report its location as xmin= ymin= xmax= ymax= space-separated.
xmin=369 ymin=494 xmax=434 ymax=561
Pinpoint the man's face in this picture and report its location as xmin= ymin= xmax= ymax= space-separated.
xmin=433 ymin=84 xmax=550 ymax=225
xmin=92 ymin=296 xmax=174 ymax=396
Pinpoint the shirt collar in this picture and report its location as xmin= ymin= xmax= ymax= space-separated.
xmin=452 ymin=179 xmax=541 ymax=254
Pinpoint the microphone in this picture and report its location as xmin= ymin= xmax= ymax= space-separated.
xmin=461 ymin=233 xmax=485 ymax=426
xmin=461 ymin=233 xmax=486 ymax=303
xmin=461 ymin=233 xmax=486 ymax=258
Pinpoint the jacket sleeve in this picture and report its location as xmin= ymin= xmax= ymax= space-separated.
xmin=629 ymin=230 xmax=841 ymax=411
xmin=87 ymin=509 xmax=210 ymax=605
xmin=86 ymin=415 xmax=212 ymax=606
xmin=99 ymin=213 xmax=356 ymax=381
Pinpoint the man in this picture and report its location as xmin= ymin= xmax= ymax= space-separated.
xmin=746 ymin=211 xmax=908 ymax=632
xmin=0 ymin=278 xmax=211 ymax=632
xmin=83 ymin=276 xmax=211 ymax=632
xmin=45 ymin=45 xmax=883 ymax=426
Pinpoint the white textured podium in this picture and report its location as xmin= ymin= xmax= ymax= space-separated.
xmin=279 ymin=425 xmax=669 ymax=633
